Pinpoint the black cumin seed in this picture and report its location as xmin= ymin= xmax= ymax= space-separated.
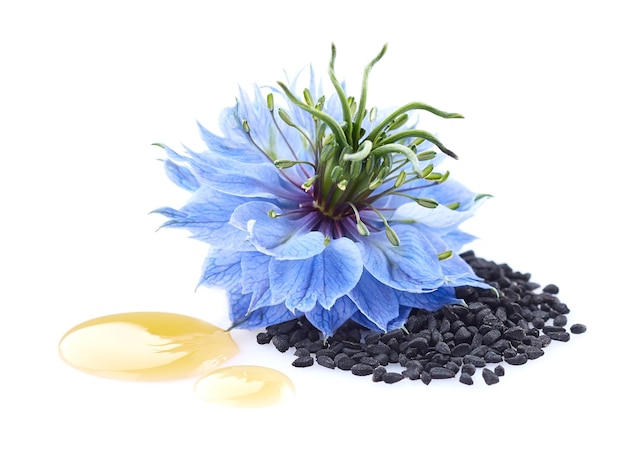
xmin=546 ymin=331 xmax=570 ymax=342
xmin=292 ymin=356 xmax=314 ymax=367
xmin=430 ymin=367 xmax=456 ymax=379
xmin=505 ymin=353 xmax=528 ymax=365
xmin=372 ymin=366 xmax=387 ymax=382
xmin=382 ymin=372 xmax=404 ymax=384
xmin=351 ymin=363 xmax=374 ymax=376
xmin=494 ymin=364 xmax=505 ymax=377
xmin=482 ymin=368 xmax=500 ymax=385
xmin=461 ymin=363 xmax=476 ymax=376
xmin=316 ymin=355 xmax=336 ymax=369
xmin=570 ymin=323 xmax=587 ymax=334
xmin=459 ymin=372 xmax=474 ymax=385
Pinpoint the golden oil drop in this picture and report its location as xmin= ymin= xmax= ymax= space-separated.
xmin=58 ymin=312 xmax=239 ymax=381
xmin=195 ymin=365 xmax=295 ymax=408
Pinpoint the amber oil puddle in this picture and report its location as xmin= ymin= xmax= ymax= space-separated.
xmin=195 ymin=365 xmax=295 ymax=408
xmin=58 ymin=312 xmax=239 ymax=381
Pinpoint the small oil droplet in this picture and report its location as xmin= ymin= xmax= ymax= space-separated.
xmin=58 ymin=312 xmax=239 ymax=381
xmin=195 ymin=365 xmax=295 ymax=408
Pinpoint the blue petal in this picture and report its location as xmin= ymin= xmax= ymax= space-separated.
xmin=347 ymin=270 xmax=401 ymax=331
xmin=230 ymin=201 xmax=326 ymax=260
xmin=197 ymin=248 xmax=242 ymax=290
xmin=163 ymin=159 xmax=200 ymax=192
xmin=269 ymin=237 xmax=363 ymax=312
xmin=240 ymin=252 xmax=274 ymax=311
xmin=305 ymin=296 xmax=359 ymax=338
xmin=228 ymin=288 xmax=298 ymax=329
xmin=356 ymin=224 xmax=444 ymax=292
xmin=157 ymin=187 xmax=251 ymax=249
xmin=396 ymin=285 xmax=463 ymax=310
xmin=386 ymin=305 xmax=414 ymax=331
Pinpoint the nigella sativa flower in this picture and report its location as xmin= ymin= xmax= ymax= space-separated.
xmin=154 ymin=45 xmax=491 ymax=338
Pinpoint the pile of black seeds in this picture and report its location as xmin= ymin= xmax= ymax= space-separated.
xmin=256 ymin=251 xmax=587 ymax=385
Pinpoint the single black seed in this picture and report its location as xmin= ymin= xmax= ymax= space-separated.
xmin=500 ymin=350 xmax=514 ymax=363
xmin=271 ymin=335 xmax=290 ymax=353
xmin=505 ymin=353 xmax=528 ymax=365
xmin=364 ymin=333 xmax=381 ymax=345
xmin=316 ymin=355 xmax=336 ymax=369
xmin=459 ymin=372 xmax=474 ymax=385
xmin=482 ymin=329 xmax=502 ymax=345
xmin=372 ymin=366 xmax=386 ymax=382
xmin=367 ymin=343 xmax=391 ymax=355
xmin=482 ymin=368 xmax=500 ymax=385
xmin=405 ymin=336 xmax=429 ymax=352
xmin=381 ymin=329 xmax=405 ymax=343
xmin=316 ymin=349 xmax=336 ymax=359
xmin=288 ymin=328 xmax=309 ymax=346
xmin=444 ymin=361 xmax=460 ymax=374
xmin=434 ymin=341 xmax=451 ymax=355
xmin=351 ymin=363 xmax=374 ymax=376
xmin=539 ymin=334 xmax=552 ymax=347
xmin=402 ymin=367 xmax=421 ymax=380
xmin=454 ymin=326 xmax=473 ymax=344
xmin=463 ymin=355 xmax=486 ymax=367
xmin=543 ymin=325 xmax=565 ymax=334
xmin=525 ymin=346 xmax=545 ymax=360
xmin=531 ymin=318 xmax=545 ymax=329
xmin=503 ymin=326 xmax=526 ymax=341
xmin=256 ymin=332 xmax=272 ymax=345
xmin=430 ymin=367 xmax=456 ymax=379
xmin=292 ymin=356 xmax=314 ymax=367
xmin=336 ymin=356 xmax=356 ymax=370
xmin=494 ymin=364 xmax=505 ymax=377
xmin=294 ymin=348 xmax=310 ymax=358
xmin=490 ymin=339 xmax=512 ymax=353
xmin=543 ymin=283 xmax=559 ymax=294
xmin=546 ymin=331 xmax=570 ymax=342
xmin=470 ymin=345 xmax=491 ymax=357
xmin=360 ymin=356 xmax=380 ymax=367
xmin=461 ymin=363 xmax=476 ymax=376
xmin=451 ymin=343 xmax=472 ymax=357
xmin=553 ymin=314 xmax=568 ymax=327
xmin=570 ymin=323 xmax=587 ymax=334
xmin=420 ymin=371 xmax=432 ymax=385
xmin=373 ymin=353 xmax=390 ymax=366
xmin=383 ymin=372 xmax=404 ymax=384
xmin=484 ymin=350 xmax=503 ymax=363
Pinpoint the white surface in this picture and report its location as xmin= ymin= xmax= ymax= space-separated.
xmin=1 ymin=1 xmax=623 ymax=450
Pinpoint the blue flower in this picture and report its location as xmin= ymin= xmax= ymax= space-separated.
xmin=154 ymin=45 xmax=491 ymax=337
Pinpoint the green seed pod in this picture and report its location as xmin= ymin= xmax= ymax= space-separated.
xmin=385 ymin=225 xmax=400 ymax=246
xmin=437 ymin=250 xmax=453 ymax=260
xmin=278 ymin=108 xmax=295 ymax=126
xmin=416 ymin=198 xmax=438 ymax=208
xmin=394 ymin=170 xmax=407 ymax=188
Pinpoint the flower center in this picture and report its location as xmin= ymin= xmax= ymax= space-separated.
xmin=243 ymin=44 xmax=467 ymax=246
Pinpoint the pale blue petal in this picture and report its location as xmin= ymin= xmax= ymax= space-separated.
xmin=441 ymin=229 xmax=477 ymax=252
xmin=347 ymin=270 xmax=401 ymax=331
xmin=386 ymin=306 xmax=414 ymax=331
xmin=163 ymin=159 xmax=200 ymax=192
xmin=228 ymin=288 xmax=298 ymax=329
xmin=391 ymin=195 xmax=486 ymax=229
xmin=197 ymin=248 xmax=242 ymax=290
xmin=231 ymin=201 xmax=326 ymax=260
xmin=396 ymin=285 xmax=463 ymax=310
xmin=157 ymin=187 xmax=250 ymax=249
xmin=356 ymin=224 xmax=444 ymax=292
xmin=305 ymin=296 xmax=359 ymax=338
xmin=240 ymin=252 xmax=274 ymax=311
xmin=269 ymin=237 xmax=363 ymax=311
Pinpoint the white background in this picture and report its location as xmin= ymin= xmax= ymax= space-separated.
xmin=1 ymin=1 xmax=624 ymax=450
